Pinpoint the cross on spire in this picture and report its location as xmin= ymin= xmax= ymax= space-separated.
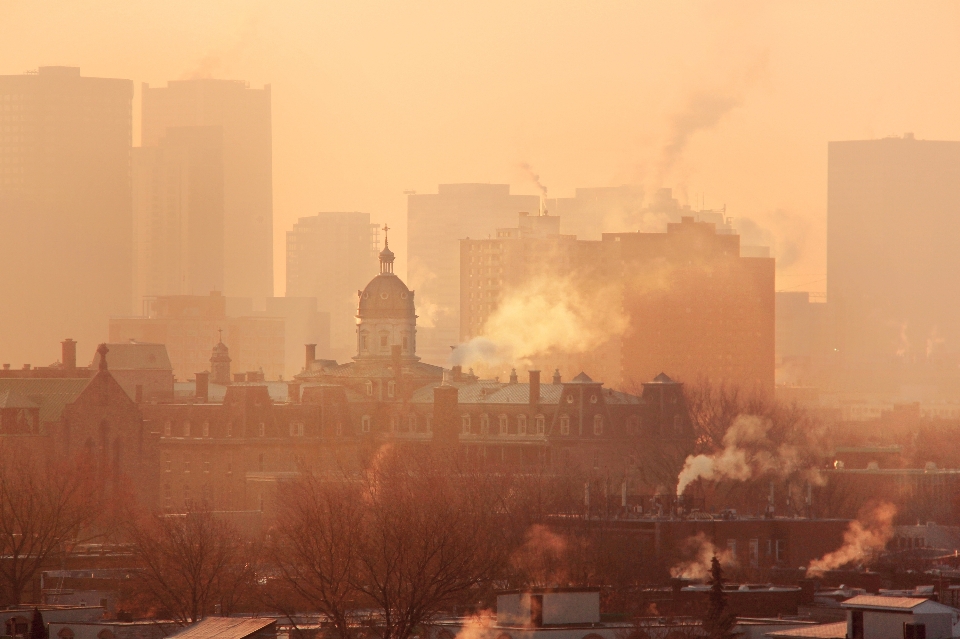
xmin=383 ymin=223 xmax=390 ymax=248
xmin=217 ymin=327 xmax=223 ymax=343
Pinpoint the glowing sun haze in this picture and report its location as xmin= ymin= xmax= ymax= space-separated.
xmin=4 ymin=1 xmax=960 ymax=294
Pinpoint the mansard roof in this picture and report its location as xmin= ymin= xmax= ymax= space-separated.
xmin=408 ymin=381 xmax=642 ymax=406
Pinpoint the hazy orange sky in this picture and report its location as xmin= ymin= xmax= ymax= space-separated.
xmin=4 ymin=1 xmax=960 ymax=296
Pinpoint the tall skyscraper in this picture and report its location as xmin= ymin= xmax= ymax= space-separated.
xmin=407 ymin=184 xmax=539 ymax=364
xmin=546 ymin=185 xmax=645 ymax=239
xmin=0 ymin=66 xmax=133 ymax=364
xmin=285 ymin=212 xmax=379 ymax=361
xmin=133 ymin=126 xmax=224 ymax=308
xmin=828 ymin=135 xmax=960 ymax=394
xmin=141 ymin=79 xmax=273 ymax=301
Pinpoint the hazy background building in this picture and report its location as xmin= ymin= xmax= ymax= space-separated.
xmin=141 ymin=78 xmax=273 ymax=302
xmin=0 ymin=66 xmax=133 ymax=365
xmin=546 ymin=185 xmax=645 ymax=239
xmin=285 ymin=212 xmax=379 ymax=362
xmin=132 ymin=125 xmax=224 ymax=308
xmin=109 ymin=291 xmax=284 ymax=381
xmin=828 ymin=135 xmax=960 ymax=397
xmin=263 ymin=296 xmax=330 ymax=379
xmin=407 ymin=184 xmax=539 ymax=365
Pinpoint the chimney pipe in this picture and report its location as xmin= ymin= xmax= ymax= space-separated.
xmin=288 ymin=381 xmax=301 ymax=404
xmin=305 ymin=343 xmax=317 ymax=370
xmin=452 ymin=365 xmax=462 ymax=382
xmin=529 ymin=370 xmax=540 ymax=405
xmin=61 ymin=339 xmax=77 ymax=371
xmin=553 ymin=369 xmax=561 ymax=384
xmin=195 ymin=372 xmax=209 ymax=403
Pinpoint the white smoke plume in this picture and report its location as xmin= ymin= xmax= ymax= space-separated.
xmin=676 ymin=415 xmax=822 ymax=495
xmin=670 ymin=532 xmax=737 ymax=581
xmin=806 ymin=502 xmax=897 ymax=576
xmin=520 ymin=162 xmax=548 ymax=199
xmin=450 ymin=274 xmax=626 ymax=374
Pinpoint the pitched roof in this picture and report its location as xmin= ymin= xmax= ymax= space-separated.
xmin=766 ymin=622 xmax=847 ymax=639
xmin=168 ymin=617 xmax=276 ymax=639
xmin=571 ymin=372 xmax=594 ymax=383
xmin=0 ymin=378 xmax=89 ymax=423
xmin=90 ymin=343 xmax=172 ymax=371
xmin=651 ymin=372 xmax=675 ymax=383
xmin=0 ymin=388 xmax=38 ymax=409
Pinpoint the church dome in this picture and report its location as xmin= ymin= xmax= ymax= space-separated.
xmin=358 ymin=273 xmax=416 ymax=318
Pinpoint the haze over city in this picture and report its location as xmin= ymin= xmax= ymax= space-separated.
xmin=5 ymin=3 xmax=960 ymax=639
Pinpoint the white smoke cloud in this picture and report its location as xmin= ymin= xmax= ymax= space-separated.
xmin=806 ymin=502 xmax=896 ymax=576
xmin=670 ymin=532 xmax=737 ymax=580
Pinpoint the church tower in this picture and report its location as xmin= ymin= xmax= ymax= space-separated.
xmin=355 ymin=226 xmax=419 ymax=362
xmin=210 ymin=332 xmax=232 ymax=384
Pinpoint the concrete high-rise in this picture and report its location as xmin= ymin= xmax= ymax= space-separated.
xmin=141 ymin=79 xmax=273 ymax=301
xmin=285 ymin=212 xmax=379 ymax=361
xmin=0 ymin=66 xmax=133 ymax=364
xmin=133 ymin=126 xmax=224 ymax=308
xmin=828 ymin=135 xmax=960 ymax=395
xmin=407 ymin=184 xmax=539 ymax=364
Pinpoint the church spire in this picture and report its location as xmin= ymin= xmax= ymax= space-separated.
xmin=379 ymin=223 xmax=395 ymax=274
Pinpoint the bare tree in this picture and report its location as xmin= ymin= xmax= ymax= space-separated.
xmin=270 ymin=449 xmax=511 ymax=639
xmin=126 ymin=509 xmax=257 ymax=623
xmin=0 ymin=450 xmax=101 ymax=605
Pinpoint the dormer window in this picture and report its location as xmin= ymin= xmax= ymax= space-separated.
xmin=387 ymin=381 xmax=396 ymax=397
xmin=365 ymin=380 xmax=373 ymax=396
xmin=593 ymin=415 xmax=603 ymax=435
xmin=560 ymin=415 xmax=570 ymax=435
xmin=461 ymin=414 xmax=471 ymax=434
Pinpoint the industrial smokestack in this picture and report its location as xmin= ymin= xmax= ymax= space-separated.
xmin=61 ymin=338 xmax=77 ymax=371
xmin=195 ymin=371 xmax=209 ymax=403
xmin=529 ymin=370 xmax=540 ymax=405
xmin=305 ymin=343 xmax=317 ymax=370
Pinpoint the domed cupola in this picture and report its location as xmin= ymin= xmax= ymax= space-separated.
xmin=355 ymin=225 xmax=419 ymax=361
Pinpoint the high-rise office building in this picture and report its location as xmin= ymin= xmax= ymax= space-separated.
xmin=141 ymin=79 xmax=273 ymax=301
xmin=408 ymin=184 xmax=539 ymax=364
xmin=0 ymin=66 xmax=133 ymax=364
xmin=546 ymin=185 xmax=645 ymax=239
xmin=285 ymin=212 xmax=379 ymax=361
xmin=828 ymin=135 xmax=960 ymax=394
xmin=133 ymin=126 xmax=224 ymax=308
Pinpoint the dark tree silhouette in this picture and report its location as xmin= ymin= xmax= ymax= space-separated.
xmin=30 ymin=608 xmax=47 ymax=639
xmin=703 ymin=556 xmax=737 ymax=639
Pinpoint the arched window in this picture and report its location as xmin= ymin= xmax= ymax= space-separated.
xmin=480 ymin=414 xmax=490 ymax=436
xmin=593 ymin=414 xmax=603 ymax=435
xmin=535 ymin=414 xmax=545 ymax=435
xmin=498 ymin=415 xmax=508 ymax=435
xmin=560 ymin=415 xmax=570 ymax=436
xmin=461 ymin=414 xmax=471 ymax=434
xmin=57 ymin=629 xmax=75 ymax=639
xmin=97 ymin=630 xmax=115 ymax=639
xmin=517 ymin=414 xmax=527 ymax=435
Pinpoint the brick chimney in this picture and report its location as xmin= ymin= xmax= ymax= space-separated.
xmin=305 ymin=343 xmax=317 ymax=370
xmin=61 ymin=339 xmax=77 ymax=371
xmin=288 ymin=381 xmax=301 ymax=404
xmin=195 ymin=371 xmax=209 ymax=403
xmin=234 ymin=372 xmax=247 ymax=383
xmin=529 ymin=370 xmax=540 ymax=405
xmin=432 ymin=384 xmax=459 ymax=450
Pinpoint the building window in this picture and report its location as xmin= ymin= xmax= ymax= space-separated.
xmin=182 ymin=421 xmax=191 ymax=437
xmin=593 ymin=449 xmax=600 ymax=469
xmin=409 ymin=414 xmax=417 ymax=431
xmin=164 ymin=453 xmax=172 ymax=473
xmin=387 ymin=381 xmax=396 ymax=397
xmin=775 ymin=539 xmax=786 ymax=563
xmin=517 ymin=414 xmax=527 ymax=435
xmin=258 ymin=422 xmax=266 ymax=437
xmin=426 ymin=415 xmax=432 ymax=432
xmin=461 ymin=414 xmax=471 ymax=434
xmin=202 ymin=421 xmax=210 ymax=437
xmin=58 ymin=629 xmax=75 ymax=639
xmin=290 ymin=422 xmax=304 ymax=437
xmin=163 ymin=483 xmax=172 ymax=508
xmin=380 ymin=334 xmax=389 ymax=351
xmin=163 ymin=421 xmax=172 ymax=437
xmin=402 ymin=335 xmax=409 ymax=352
xmin=361 ymin=415 xmax=371 ymax=433
xmin=365 ymin=380 xmax=373 ymax=396
xmin=536 ymin=415 xmax=545 ymax=435
xmin=203 ymin=455 xmax=211 ymax=474
xmin=183 ymin=455 xmax=191 ymax=474
xmin=336 ymin=422 xmax=343 ymax=436
xmin=258 ymin=453 xmax=264 ymax=472
xmin=727 ymin=539 xmax=737 ymax=558
xmin=480 ymin=414 xmax=490 ymax=435
xmin=749 ymin=539 xmax=759 ymax=568
xmin=560 ymin=415 xmax=570 ymax=435
xmin=360 ymin=332 xmax=369 ymax=352
xmin=499 ymin=415 xmax=508 ymax=435
xmin=226 ymin=462 xmax=233 ymax=476
xmin=390 ymin=415 xmax=399 ymax=432
xmin=183 ymin=484 xmax=191 ymax=509
xmin=593 ymin=415 xmax=603 ymax=435
xmin=590 ymin=394 xmax=598 ymax=403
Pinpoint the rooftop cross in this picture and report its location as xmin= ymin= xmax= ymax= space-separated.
xmin=217 ymin=327 xmax=223 ymax=343
xmin=383 ymin=223 xmax=390 ymax=248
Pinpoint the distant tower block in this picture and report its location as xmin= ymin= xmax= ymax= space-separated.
xmin=210 ymin=331 xmax=232 ymax=385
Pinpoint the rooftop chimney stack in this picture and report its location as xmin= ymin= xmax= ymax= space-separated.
xmin=288 ymin=381 xmax=301 ymax=404
xmin=305 ymin=343 xmax=317 ymax=370
xmin=529 ymin=370 xmax=541 ymax=405
xmin=61 ymin=339 xmax=77 ymax=371
xmin=195 ymin=371 xmax=209 ymax=403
